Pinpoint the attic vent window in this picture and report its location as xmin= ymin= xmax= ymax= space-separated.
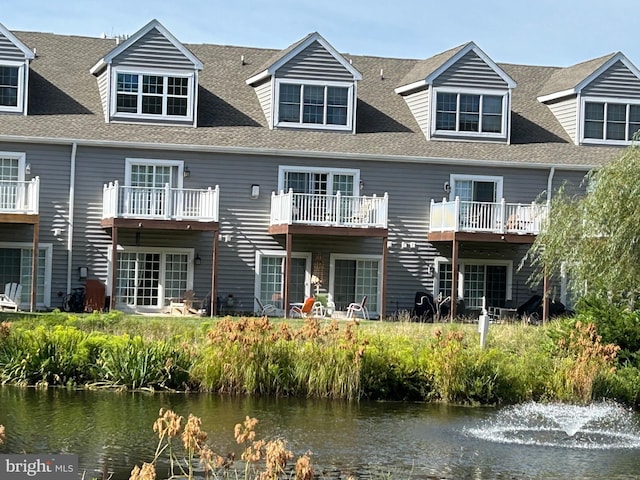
xmin=113 ymin=70 xmax=193 ymax=120
xmin=275 ymin=79 xmax=353 ymax=131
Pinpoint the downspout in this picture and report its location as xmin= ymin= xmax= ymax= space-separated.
xmin=542 ymin=166 xmax=555 ymax=323
xmin=546 ymin=167 xmax=555 ymax=203
xmin=66 ymin=142 xmax=78 ymax=293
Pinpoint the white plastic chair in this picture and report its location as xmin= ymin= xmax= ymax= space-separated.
xmin=0 ymin=283 xmax=22 ymax=311
xmin=346 ymin=295 xmax=369 ymax=320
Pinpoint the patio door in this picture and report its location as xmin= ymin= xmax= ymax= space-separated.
xmin=125 ymin=159 xmax=182 ymax=217
xmin=116 ymin=250 xmax=190 ymax=308
xmin=0 ymin=244 xmax=50 ymax=307
xmin=437 ymin=261 xmax=510 ymax=310
xmin=0 ymin=156 xmax=21 ymax=211
xmin=256 ymin=252 xmax=310 ymax=311
xmin=332 ymin=256 xmax=380 ymax=313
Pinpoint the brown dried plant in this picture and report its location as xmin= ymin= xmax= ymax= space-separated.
xmin=558 ymin=321 xmax=620 ymax=402
xmin=0 ymin=321 xmax=10 ymax=340
xmin=0 ymin=424 xmax=5 ymax=445
xmin=129 ymin=462 xmax=156 ymax=480
xmin=295 ymin=454 xmax=314 ymax=480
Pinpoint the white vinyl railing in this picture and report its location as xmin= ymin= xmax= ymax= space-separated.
xmin=429 ymin=197 xmax=548 ymax=234
xmin=0 ymin=177 xmax=39 ymax=214
xmin=102 ymin=181 xmax=219 ymax=221
xmin=270 ymin=190 xmax=388 ymax=228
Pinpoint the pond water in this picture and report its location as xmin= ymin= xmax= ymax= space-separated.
xmin=1 ymin=386 xmax=640 ymax=479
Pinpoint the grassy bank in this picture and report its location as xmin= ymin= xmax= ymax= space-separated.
xmin=1 ymin=310 xmax=639 ymax=407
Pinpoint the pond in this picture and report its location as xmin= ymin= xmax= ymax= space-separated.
xmin=1 ymin=387 xmax=640 ymax=479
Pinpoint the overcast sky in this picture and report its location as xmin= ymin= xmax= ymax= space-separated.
xmin=3 ymin=0 xmax=638 ymax=67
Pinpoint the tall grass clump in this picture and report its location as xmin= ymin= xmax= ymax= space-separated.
xmin=96 ymin=335 xmax=196 ymax=390
xmin=0 ymin=324 xmax=100 ymax=386
xmin=194 ymin=317 xmax=366 ymax=399
xmin=550 ymin=320 xmax=620 ymax=402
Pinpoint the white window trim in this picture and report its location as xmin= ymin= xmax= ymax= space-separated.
xmin=434 ymin=257 xmax=513 ymax=303
xmin=0 ymin=151 xmax=27 ymax=180
xmin=579 ymin=95 xmax=640 ymax=145
xmin=448 ymin=174 xmax=503 ymax=202
xmin=0 ymin=241 xmax=52 ymax=307
xmin=277 ymin=165 xmax=360 ymax=193
xmin=110 ymin=67 xmax=195 ymax=122
xmin=431 ymin=87 xmax=509 ymax=139
xmin=107 ymin=246 xmax=194 ymax=309
xmin=273 ymin=78 xmax=355 ymax=131
xmin=254 ymin=250 xmax=312 ymax=308
xmin=0 ymin=61 xmax=26 ymax=113
xmin=125 ymin=158 xmax=185 ymax=188
xmin=329 ymin=253 xmax=383 ymax=314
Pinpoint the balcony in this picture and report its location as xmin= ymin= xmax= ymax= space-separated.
xmin=0 ymin=178 xmax=39 ymax=219
xmin=429 ymin=198 xmax=548 ymax=238
xmin=102 ymin=181 xmax=219 ymax=223
xmin=270 ymin=191 xmax=388 ymax=229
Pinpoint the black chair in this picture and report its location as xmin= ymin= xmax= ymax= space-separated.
xmin=412 ymin=291 xmax=436 ymax=322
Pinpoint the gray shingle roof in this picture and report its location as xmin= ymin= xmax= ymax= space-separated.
xmin=0 ymin=30 xmax=625 ymax=169
xmin=538 ymin=53 xmax=616 ymax=98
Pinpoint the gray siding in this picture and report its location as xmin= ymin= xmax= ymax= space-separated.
xmin=276 ymin=40 xmax=354 ymax=81
xmin=546 ymin=96 xmax=578 ymax=143
xmin=113 ymin=28 xmax=196 ymax=71
xmin=433 ymin=50 xmax=508 ymax=89
xmin=402 ymin=88 xmax=431 ymax=138
xmin=254 ymin=79 xmax=273 ymax=128
xmin=583 ymin=60 xmax=640 ymax=99
xmin=0 ymin=32 xmax=26 ymax=60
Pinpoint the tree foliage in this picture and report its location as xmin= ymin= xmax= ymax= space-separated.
xmin=525 ymin=144 xmax=640 ymax=299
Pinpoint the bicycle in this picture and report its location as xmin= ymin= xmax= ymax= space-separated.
xmin=62 ymin=287 xmax=86 ymax=313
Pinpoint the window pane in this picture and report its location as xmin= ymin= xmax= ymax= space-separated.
xmin=482 ymin=95 xmax=502 ymax=114
xmin=606 ymin=103 xmax=626 ymax=140
xmin=284 ymin=172 xmax=309 ymax=193
xmin=167 ymin=97 xmax=187 ymax=116
xmin=167 ymin=77 xmax=188 ymax=96
xmin=459 ymin=94 xmax=479 ymax=131
xmin=0 ymin=66 xmax=18 ymax=107
xmin=436 ymin=93 xmax=456 ymax=130
xmin=459 ymin=112 xmax=479 ymax=131
xmin=0 ymin=86 xmax=17 ymax=107
xmin=278 ymin=84 xmax=300 ymax=122
xmin=327 ymin=87 xmax=348 ymax=126
xmin=142 ymin=75 xmax=163 ymax=94
xmin=117 ymin=73 xmax=138 ymax=93
xmin=303 ymin=85 xmax=324 ymax=124
xmin=482 ymin=95 xmax=502 ymax=133
xmin=629 ymin=106 xmax=640 ymax=140
xmin=164 ymin=253 xmax=188 ymax=305
xmin=116 ymin=94 xmax=137 ymax=113
xmin=142 ymin=95 xmax=163 ymax=115
xmin=584 ymin=103 xmax=604 ymax=139
xmin=585 ymin=102 xmax=604 ymax=120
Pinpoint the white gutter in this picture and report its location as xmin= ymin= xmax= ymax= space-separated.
xmin=546 ymin=167 xmax=555 ymax=203
xmin=66 ymin=142 xmax=77 ymax=293
xmin=0 ymin=134 xmax=602 ymax=172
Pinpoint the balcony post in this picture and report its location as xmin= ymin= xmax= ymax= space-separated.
xmin=113 ymin=180 xmax=120 ymax=218
xmin=336 ymin=191 xmax=341 ymax=224
xmin=454 ymin=197 xmax=460 ymax=232
xmin=500 ymin=198 xmax=506 ymax=233
xmin=165 ymin=183 xmax=171 ymax=219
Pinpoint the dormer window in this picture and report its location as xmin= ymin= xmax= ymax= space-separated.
xmin=276 ymin=80 xmax=352 ymax=129
xmin=0 ymin=65 xmax=19 ymax=109
xmin=583 ymin=100 xmax=640 ymax=143
xmin=435 ymin=91 xmax=505 ymax=134
xmin=114 ymin=70 xmax=192 ymax=118
xmin=90 ymin=20 xmax=202 ymax=127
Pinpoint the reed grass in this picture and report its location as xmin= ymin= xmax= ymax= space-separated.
xmin=0 ymin=312 xmax=637 ymax=407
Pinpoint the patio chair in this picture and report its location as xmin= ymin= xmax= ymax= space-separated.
xmin=0 ymin=282 xmax=22 ymax=311
xmin=290 ymin=296 xmax=316 ymax=318
xmin=255 ymin=297 xmax=281 ymax=317
xmin=346 ymin=295 xmax=369 ymax=320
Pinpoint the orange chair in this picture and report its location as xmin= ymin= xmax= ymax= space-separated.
xmin=290 ymin=296 xmax=316 ymax=318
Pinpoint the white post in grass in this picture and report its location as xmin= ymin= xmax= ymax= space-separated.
xmin=478 ymin=295 xmax=489 ymax=349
